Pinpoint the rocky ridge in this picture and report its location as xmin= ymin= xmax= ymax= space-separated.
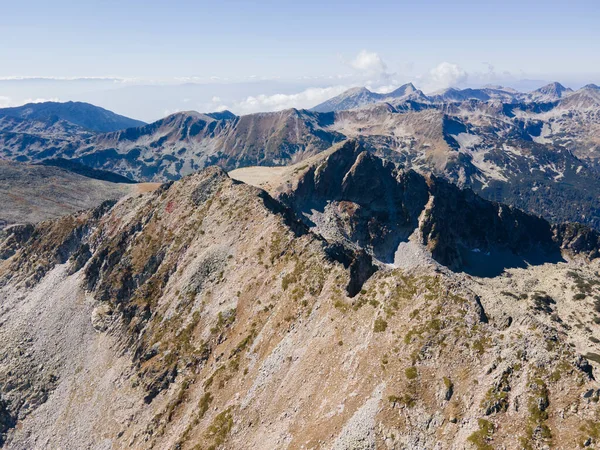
xmin=1 ymin=143 xmax=600 ymax=448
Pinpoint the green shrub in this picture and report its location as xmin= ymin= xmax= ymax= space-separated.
xmin=373 ymin=317 xmax=388 ymax=333
xmin=206 ymin=408 xmax=233 ymax=449
xmin=405 ymin=366 xmax=418 ymax=380
xmin=467 ymin=419 xmax=494 ymax=450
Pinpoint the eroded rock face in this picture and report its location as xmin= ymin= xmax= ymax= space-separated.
xmin=1 ymin=150 xmax=600 ymax=449
xmin=279 ymin=141 xmax=429 ymax=263
xmin=277 ymin=141 xmax=593 ymax=276
xmin=553 ymin=222 xmax=600 ymax=259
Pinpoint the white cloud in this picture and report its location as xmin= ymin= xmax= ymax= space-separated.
xmin=426 ymin=62 xmax=468 ymax=91
xmin=22 ymin=97 xmax=60 ymax=104
xmin=214 ymin=104 xmax=230 ymax=112
xmin=231 ymin=86 xmax=351 ymax=114
xmin=0 ymin=96 xmax=59 ymax=108
xmin=350 ymin=50 xmax=387 ymax=74
xmin=163 ymin=108 xmax=182 ymax=116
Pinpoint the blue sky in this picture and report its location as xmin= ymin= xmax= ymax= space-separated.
xmin=1 ymin=0 xmax=599 ymax=120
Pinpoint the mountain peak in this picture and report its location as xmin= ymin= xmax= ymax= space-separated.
xmin=526 ymin=82 xmax=572 ymax=102
xmin=310 ymin=87 xmax=376 ymax=113
xmin=534 ymin=81 xmax=571 ymax=96
xmin=582 ymin=83 xmax=600 ymax=90
xmin=345 ymin=86 xmax=372 ymax=95
xmin=388 ymin=82 xmax=417 ymax=96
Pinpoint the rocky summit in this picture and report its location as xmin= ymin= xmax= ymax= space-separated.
xmin=1 ymin=140 xmax=600 ymax=449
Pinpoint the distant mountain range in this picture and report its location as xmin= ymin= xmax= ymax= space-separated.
xmin=311 ymin=81 xmax=581 ymax=112
xmin=311 ymin=83 xmax=428 ymax=112
xmin=0 ymin=101 xmax=146 ymax=133
xmin=0 ymin=83 xmax=600 ymax=230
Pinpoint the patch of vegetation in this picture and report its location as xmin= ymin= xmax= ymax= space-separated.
xmin=481 ymin=369 xmax=511 ymax=415
xmin=405 ymin=366 xmax=418 ymax=380
xmin=232 ymin=327 xmax=258 ymax=356
xmin=568 ymin=271 xmax=600 ymax=297
xmin=467 ymin=418 xmax=495 ymax=450
xmin=197 ymin=391 xmax=213 ymax=420
xmin=472 ymin=336 xmax=491 ymax=355
xmin=584 ymin=352 xmax=600 ymax=364
xmin=579 ymin=420 xmax=600 ymax=448
xmin=531 ymin=293 xmax=556 ymax=314
xmin=210 ymin=308 xmax=237 ymax=334
xmin=333 ymin=298 xmax=349 ymax=313
xmin=373 ymin=317 xmax=388 ymax=333
xmin=443 ymin=377 xmax=452 ymax=388
xmin=549 ymin=360 xmax=572 ymax=382
xmin=388 ymin=394 xmax=415 ymax=408
xmin=520 ymin=375 xmax=552 ymax=448
xmin=203 ymin=407 xmax=234 ymax=450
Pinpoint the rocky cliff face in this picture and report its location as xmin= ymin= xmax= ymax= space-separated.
xmin=275 ymin=141 xmax=597 ymax=276
xmin=1 ymin=143 xmax=600 ymax=449
xmin=53 ymin=109 xmax=343 ymax=181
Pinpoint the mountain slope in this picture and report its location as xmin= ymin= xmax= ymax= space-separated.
xmin=330 ymin=103 xmax=600 ymax=230
xmin=2 ymin=146 xmax=600 ymax=448
xmin=233 ymin=141 xmax=600 ymax=272
xmin=528 ymin=82 xmax=573 ymax=102
xmin=0 ymin=101 xmax=146 ymax=133
xmin=0 ymin=160 xmax=152 ymax=230
xmin=61 ymin=108 xmax=344 ymax=180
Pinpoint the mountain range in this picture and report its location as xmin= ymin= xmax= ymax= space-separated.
xmin=1 ymin=83 xmax=599 ymax=231
xmin=311 ymin=82 xmax=579 ymax=112
xmin=310 ymin=83 xmax=428 ymax=112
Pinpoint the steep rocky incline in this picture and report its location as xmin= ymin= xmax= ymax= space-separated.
xmin=1 ymin=147 xmax=600 ymax=449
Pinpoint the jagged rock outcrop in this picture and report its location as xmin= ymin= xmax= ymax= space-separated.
xmin=273 ymin=141 xmax=596 ymax=275
xmin=553 ymin=222 xmax=600 ymax=260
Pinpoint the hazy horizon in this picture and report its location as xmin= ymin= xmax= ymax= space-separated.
xmin=2 ymin=0 xmax=599 ymax=121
